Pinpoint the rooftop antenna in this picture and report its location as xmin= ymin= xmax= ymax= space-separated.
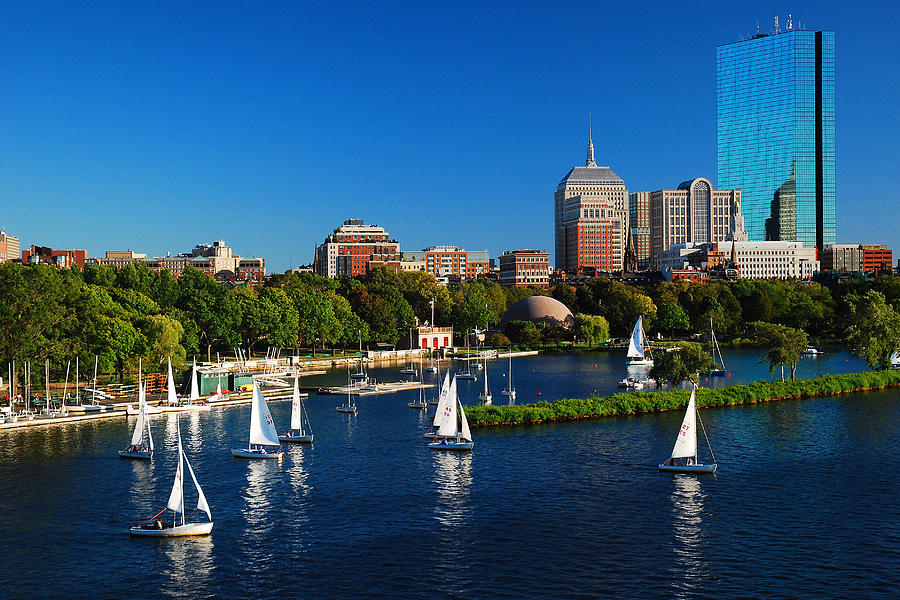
xmin=774 ymin=15 xmax=779 ymax=34
xmin=788 ymin=14 xmax=792 ymax=30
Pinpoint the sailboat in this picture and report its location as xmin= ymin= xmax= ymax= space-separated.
xmin=626 ymin=316 xmax=654 ymax=366
xmin=455 ymin=333 xmax=476 ymax=380
xmin=408 ymin=355 xmax=428 ymax=409
xmin=706 ymin=317 xmax=727 ymax=376
xmin=501 ymin=351 xmax=516 ymax=401
xmin=130 ymin=416 xmax=213 ymax=536
xmin=658 ymin=385 xmax=717 ymax=473
xmin=158 ymin=358 xmax=209 ymax=413
xmin=478 ymin=354 xmax=492 ymax=404
xmin=428 ymin=360 xmax=442 ymax=406
xmin=119 ymin=364 xmax=154 ymax=459
xmin=351 ymin=331 xmax=368 ymax=381
xmin=231 ymin=382 xmax=284 ymax=459
xmin=424 ymin=351 xmax=438 ymax=374
xmin=401 ymin=330 xmax=417 ymax=376
xmin=423 ymin=372 xmax=452 ymax=438
xmin=336 ymin=362 xmax=358 ymax=414
xmin=279 ymin=377 xmax=314 ymax=443
xmin=427 ymin=377 xmax=474 ymax=451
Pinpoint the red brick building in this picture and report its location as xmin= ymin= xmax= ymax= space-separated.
xmin=314 ymin=219 xmax=400 ymax=277
xmin=22 ymin=245 xmax=87 ymax=268
xmin=498 ymin=249 xmax=550 ymax=288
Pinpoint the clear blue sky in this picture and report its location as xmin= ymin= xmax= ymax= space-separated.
xmin=1 ymin=1 xmax=897 ymax=272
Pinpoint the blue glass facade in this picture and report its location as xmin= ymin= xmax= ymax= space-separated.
xmin=717 ymin=30 xmax=835 ymax=249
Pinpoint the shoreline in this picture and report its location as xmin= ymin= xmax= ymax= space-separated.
xmin=466 ymin=370 xmax=900 ymax=428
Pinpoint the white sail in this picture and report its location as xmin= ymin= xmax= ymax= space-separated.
xmin=290 ymin=377 xmax=302 ymax=432
xmin=431 ymin=372 xmax=452 ymax=428
xmin=215 ymin=381 xmax=222 ymax=396
xmin=670 ymin=387 xmax=698 ymax=459
xmin=436 ymin=377 xmax=459 ymax=437
xmin=130 ymin=398 xmax=146 ymax=446
xmin=183 ymin=452 xmax=211 ymax=521
xmin=189 ymin=363 xmax=200 ymax=403
xmin=166 ymin=425 xmax=185 ymax=515
xmin=166 ymin=358 xmax=178 ymax=405
xmin=143 ymin=384 xmax=154 ymax=451
xmin=627 ymin=317 xmax=644 ymax=358
xmin=249 ymin=383 xmax=281 ymax=446
xmin=458 ymin=398 xmax=472 ymax=442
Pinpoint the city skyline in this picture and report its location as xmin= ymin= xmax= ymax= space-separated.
xmin=1 ymin=2 xmax=897 ymax=272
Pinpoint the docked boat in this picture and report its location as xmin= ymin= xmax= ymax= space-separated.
xmin=455 ymin=334 xmax=477 ymax=380
xmin=336 ymin=363 xmax=358 ymax=414
xmin=658 ymin=385 xmax=717 ymax=474
xmin=408 ymin=356 xmax=428 ymax=409
xmin=501 ymin=351 xmax=516 ymax=402
xmin=351 ymin=331 xmax=369 ymax=381
xmin=423 ymin=372 xmax=452 ymax=438
xmin=279 ymin=377 xmax=314 ymax=443
xmin=427 ymin=377 xmax=473 ymax=451
xmin=478 ymin=355 xmax=492 ymax=404
xmin=231 ymin=383 xmax=284 ymax=459
xmin=803 ymin=346 xmax=822 ymax=356
xmin=119 ymin=371 xmax=154 ymax=459
xmin=130 ymin=416 xmax=213 ymax=537
xmin=427 ymin=361 xmax=442 ymax=406
xmin=626 ymin=316 xmax=654 ymax=366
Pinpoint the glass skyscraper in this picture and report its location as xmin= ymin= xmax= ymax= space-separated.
xmin=717 ymin=28 xmax=835 ymax=249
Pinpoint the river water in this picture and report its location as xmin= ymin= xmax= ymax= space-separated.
xmin=1 ymin=348 xmax=898 ymax=598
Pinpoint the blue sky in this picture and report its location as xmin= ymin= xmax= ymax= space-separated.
xmin=1 ymin=1 xmax=897 ymax=272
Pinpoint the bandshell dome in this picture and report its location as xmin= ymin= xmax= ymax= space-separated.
xmin=500 ymin=296 xmax=575 ymax=329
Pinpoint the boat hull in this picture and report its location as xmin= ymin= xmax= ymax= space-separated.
xmin=407 ymin=402 xmax=427 ymax=409
xmin=428 ymin=440 xmax=474 ymax=451
xmin=278 ymin=433 xmax=314 ymax=444
xmin=658 ymin=463 xmax=717 ymax=474
xmin=455 ymin=374 xmax=476 ymax=380
xmin=336 ymin=406 xmax=357 ymax=414
xmin=626 ymin=359 xmax=654 ymax=366
xmin=231 ymin=448 xmax=284 ymax=459
xmin=478 ymin=394 xmax=492 ymax=404
xmin=130 ymin=522 xmax=214 ymax=537
xmin=117 ymin=450 xmax=152 ymax=460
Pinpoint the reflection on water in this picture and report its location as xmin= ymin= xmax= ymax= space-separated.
xmin=431 ymin=451 xmax=473 ymax=528
xmin=159 ymin=536 xmax=215 ymax=598
xmin=669 ymin=475 xmax=708 ymax=595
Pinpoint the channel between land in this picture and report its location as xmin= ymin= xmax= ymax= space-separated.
xmin=465 ymin=370 xmax=900 ymax=428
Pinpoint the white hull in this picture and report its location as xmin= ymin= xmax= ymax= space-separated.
xmin=160 ymin=404 xmax=210 ymax=413
xmin=479 ymin=394 xmax=492 ymax=404
xmin=67 ymin=404 xmax=104 ymax=413
xmin=428 ymin=439 xmax=474 ymax=451
xmin=626 ymin=358 xmax=654 ymax=366
xmin=231 ymin=447 xmax=284 ymax=459
xmin=130 ymin=521 xmax=213 ymax=537
xmin=278 ymin=432 xmax=314 ymax=444
xmin=455 ymin=373 xmax=476 ymax=380
xmin=501 ymin=389 xmax=516 ymax=400
xmin=126 ymin=404 xmax=163 ymax=416
xmin=118 ymin=450 xmax=152 ymax=459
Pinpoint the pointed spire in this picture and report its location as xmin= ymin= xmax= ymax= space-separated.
xmin=586 ymin=113 xmax=597 ymax=167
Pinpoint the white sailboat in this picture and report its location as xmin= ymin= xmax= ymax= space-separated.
xmin=658 ymin=384 xmax=717 ymax=473
xmin=157 ymin=359 xmax=209 ymax=413
xmin=501 ymin=351 xmax=516 ymax=401
xmin=626 ymin=316 xmax=654 ymax=366
xmin=401 ymin=330 xmax=417 ymax=376
xmin=478 ymin=355 xmax=492 ymax=404
xmin=423 ymin=372 xmax=452 ymax=438
xmin=336 ymin=362 xmax=358 ymax=414
xmin=351 ymin=331 xmax=368 ymax=381
xmin=706 ymin=317 xmax=727 ymax=376
xmin=428 ymin=377 xmax=474 ymax=451
xmin=130 ymin=416 xmax=213 ymax=536
xmin=279 ymin=377 xmax=314 ymax=443
xmin=427 ymin=360 xmax=442 ymax=406
xmin=231 ymin=382 xmax=284 ymax=459
xmin=408 ymin=354 xmax=428 ymax=409
xmin=455 ymin=334 xmax=476 ymax=380
xmin=119 ymin=364 xmax=154 ymax=459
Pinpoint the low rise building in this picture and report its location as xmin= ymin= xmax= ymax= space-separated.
xmin=417 ymin=326 xmax=454 ymax=350
xmin=0 ymin=230 xmax=20 ymax=263
xmin=21 ymin=245 xmax=87 ymax=268
xmin=499 ymin=250 xmax=550 ymax=288
xmin=660 ymin=241 xmax=817 ymax=280
xmin=820 ymin=243 xmax=893 ymax=275
xmin=314 ymin=218 xmax=400 ymax=278
xmin=101 ymin=241 xmax=265 ymax=282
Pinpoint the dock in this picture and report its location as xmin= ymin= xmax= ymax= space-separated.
xmin=318 ymin=381 xmax=434 ymax=396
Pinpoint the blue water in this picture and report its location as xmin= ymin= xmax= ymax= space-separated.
xmin=1 ymin=348 xmax=898 ymax=599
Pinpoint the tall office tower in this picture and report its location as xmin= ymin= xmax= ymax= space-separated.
xmin=554 ymin=132 xmax=628 ymax=275
xmin=717 ymin=22 xmax=835 ymax=250
xmin=628 ymin=192 xmax=651 ymax=270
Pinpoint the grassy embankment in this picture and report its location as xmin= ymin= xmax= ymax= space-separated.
xmin=465 ymin=369 xmax=900 ymax=428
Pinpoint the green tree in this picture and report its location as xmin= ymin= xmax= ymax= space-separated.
xmin=551 ymin=284 xmax=577 ymax=311
xmin=143 ymin=314 xmax=186 ymax=370
xmin=649 ymin=341 xmax=714 ymax=387
xmin=750 ymin=321 xmax=809 ymax=381
xmin=573 ymin=314 xmax=610 ymax=346
xmin=845 ymin=290 xmax=900 ymax=370
xmin=176 ymin=267 xmax=240 ymax=359
xmin=655 ymin=297 xmax=690 ymax=338
xmin=504 ymin=320 xmax=541 ymax=347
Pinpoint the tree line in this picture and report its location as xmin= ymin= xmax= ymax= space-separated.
xmin=1 ymin=259 xmax=898 ymax=380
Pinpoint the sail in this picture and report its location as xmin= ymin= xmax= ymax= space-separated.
xmin=670 ymin=387 xmax=698 ymax=459
xmin=249 ymin=383 xmax=281 ymax=446
xmin=130 ymin=398 xmax=145 ymax=446
xmin=216 ymin=381 xmax=222 ymax=396
xmin=290 ymin=377 xmax=302 ymax=431
xmin=189 ymin=364 xmax=200 ymax=403
xmin=166 ymin=358 xmax=178 ymax=405
xmin=142 ymin=384 xmax=154 ymax=451
xmin=627 ymin=317 xmax=644 ymax=358
xmin=432 ymin=372 xmax=451 ymax=428
xmin=458 ymin=399 xmax=472 ymax=442
xmin=183 ymin=452 xmax=211 ymax=521
xmin=483 ymin=362 xmax=489 ymax=394
xmin=436 ymin=378 xmax=459 ymax=437
xmin=166 ymin=424 xmax=185 ymax=515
